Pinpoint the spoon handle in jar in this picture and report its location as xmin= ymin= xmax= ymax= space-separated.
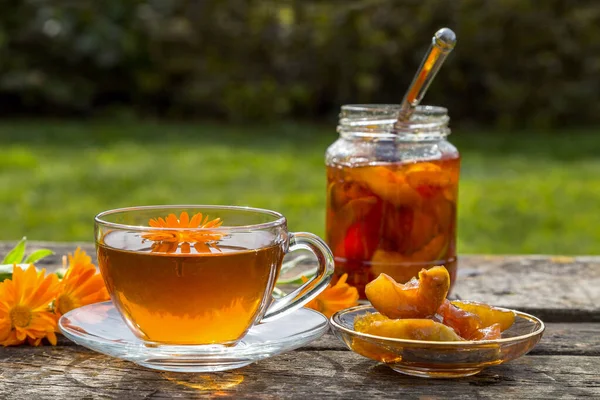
xmin=397 ymin=28 xmax=456 ymax=122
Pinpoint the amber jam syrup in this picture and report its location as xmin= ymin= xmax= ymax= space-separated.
xmin=326 ymin=156 xmax=460 ymax=298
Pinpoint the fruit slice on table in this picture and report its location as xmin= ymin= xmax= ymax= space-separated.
xmin=451 ymin=301 xmax=516 ymax=332
xmin=365 ymin=266 xmax=450 ymax=319
xmin=349 ymin=167 xmax=422 ymax=208
xmin=470 ymin=323 xmax=502 ymax=341
xmin=354 ymin=312 xmax=464 ymax=341
xmin=353 ymin=311 xmax=389 ymax=332
xmin=436 ymin=300 xmax=515 ymax=340
xmin=436 ymin=299 xmax=483 ymax=339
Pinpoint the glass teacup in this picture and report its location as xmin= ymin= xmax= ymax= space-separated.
xmin=94 ymin=205 xmax=334 ymax=346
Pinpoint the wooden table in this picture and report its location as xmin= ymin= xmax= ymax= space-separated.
xmin=1 ymin=242 xmax=599 ymax=399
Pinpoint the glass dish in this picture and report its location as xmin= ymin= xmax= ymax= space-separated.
xmin=330 ymin=305 xmax=545 ymax=378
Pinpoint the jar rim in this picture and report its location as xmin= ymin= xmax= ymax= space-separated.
xmin=340 ymin=104 xmax=448 ymax=116
xmin=338 ymin=104 xmax=450 ymax=141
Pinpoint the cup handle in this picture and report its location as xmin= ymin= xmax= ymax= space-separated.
xmin=261 ymin=232 xmax=335 ymax=323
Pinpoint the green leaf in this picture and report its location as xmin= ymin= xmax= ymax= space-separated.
xmin=24 ymin=249 xmax=54 ymax=264
xmin=0 ymin=264 xmax=15 ymax=281
xmin=2 ymin=237 xmax=27 ymax=264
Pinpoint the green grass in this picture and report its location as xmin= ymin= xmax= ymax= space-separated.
xmin=1 ymin=121 xmax=599 ymax=255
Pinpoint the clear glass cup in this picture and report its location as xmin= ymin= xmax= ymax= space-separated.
xmin=94 ymin=205 xmax=334 ymax=346
xmin=325 ymin=105 xmax=460 ymax=298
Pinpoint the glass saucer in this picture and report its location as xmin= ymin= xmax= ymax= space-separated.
xmin=331 ymin=305 xmax=545 ymax=378
xmin=59 ymin=301 xmax=328 ymax=372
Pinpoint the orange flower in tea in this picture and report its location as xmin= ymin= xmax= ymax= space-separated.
xmin=142 ymin=212 xmax=224 ymax=253
xmin=304 ymin=273 xmax=359 ymax=317
xmin=0 ymin=265 xmax=60 ymax=346
xmin=54 ymin=248 xmax=110 ymax=317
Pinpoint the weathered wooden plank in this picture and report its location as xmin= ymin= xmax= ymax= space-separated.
xmin=2 ymin=242 xmax=598 ymax=322
xmin=531 ymin=323 xmax=600 ymax=356
xmin=0 ymin=242 xmax=598 ymax=398
xmin=306 ymin=323 xmax=600 ymax=356
xmin=455 ymin=255 xmax=600 ymax=322
xmin=2 ymin=325 xmax=599 ymax=398
xmin=0 ymin=348 xmax=598 ymax=399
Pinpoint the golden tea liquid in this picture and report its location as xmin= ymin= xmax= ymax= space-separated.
xmin=326 ymin=157 xmax=460 ymax=298
xmin=97 ymin=231 xmax=285 ymax=345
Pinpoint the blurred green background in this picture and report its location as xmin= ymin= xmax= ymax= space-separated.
xmin=1 ymin=1 xmax=599 ymax=254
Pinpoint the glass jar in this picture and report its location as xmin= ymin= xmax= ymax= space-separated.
xmin=325 ymin=104 xmax=460 ymax=299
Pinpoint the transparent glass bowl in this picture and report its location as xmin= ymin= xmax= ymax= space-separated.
xmin=330 ymin=305 xmax=545 ymax=378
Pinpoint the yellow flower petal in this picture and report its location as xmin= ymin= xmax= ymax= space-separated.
xmin=179 ymin=212 xmax=190 ymax=226
xmin=0 ymin=265 xmax=60 ymax=346
xmin=189 ymin=213 xmax=203 ymax=227
xmin=142 ymin=212 xmax=224 ymax=253
xmin=54 ymin=248 xmax=110 ymax=318
xmin=305 ymin=274 xmax=359 ymax=317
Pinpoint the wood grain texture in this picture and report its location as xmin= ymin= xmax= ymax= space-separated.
xmin=0 ymin=324 xmax=598 ymax=399
xmin=455 ymin=255 xmax=600 ymax=322
xmin=1 ymin=242 xmax=599 ymax=399
xmin=0 ymin=348 xmax=598 ymax=399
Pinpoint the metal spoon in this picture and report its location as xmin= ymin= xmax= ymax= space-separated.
xmin=397 ymin=28 xmax=457 ymax=122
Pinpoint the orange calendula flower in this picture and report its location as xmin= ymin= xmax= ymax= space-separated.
xmin=304 ymin=274 xmax=359 ymax=318
xmin=54 ymin=248 xmax=110 ymax=317
xmin=0 ymin=265 xmax=60 ymax=346
xmin=142 ymin=212 xmax=224 ymax=253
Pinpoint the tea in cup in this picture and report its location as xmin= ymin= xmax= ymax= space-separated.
xmin=95 ymin=205 xmax=334 ymax=346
